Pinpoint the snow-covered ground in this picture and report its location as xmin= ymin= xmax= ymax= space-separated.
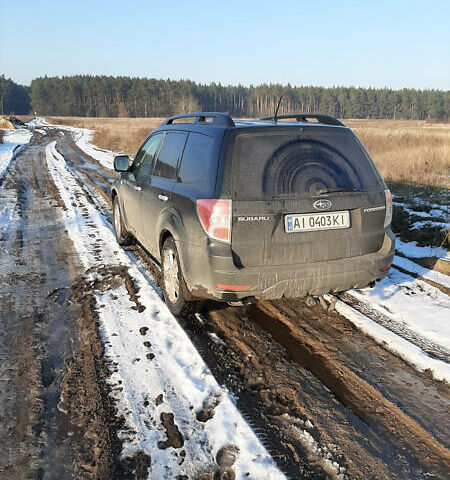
xmin=351 ymin=268 xmax=449 ymax=353
xmin=329 ymin=294 xmax=450 ymax=382
xmin=392 ymin=196 xmax=449 ymax=261
xmin=339 ymin=266 xmax=450 ymax=382
xmin=72 ymin=128 xmax=116 ymax=170
xmin=0 ymin=129 xmax=32 ymax=229
xmin=396 ymin=238 xmax=449 ymax=261
xmin=0 ymin=128 xmax=32 ymax=179
xmin=335 ymin=193 xmax=450 ymax=382
xmin=393 ymin=255 xmax=450 ymax=288
xmin=337 ymin=194 xmax=450 ymax=382
xmin=393 ymin=201 xmax=448 ymax=220
xmin=411 ymin=220 xmax=448 ymax=231
xmin=45 ymin=140 xmax=285 ymax=479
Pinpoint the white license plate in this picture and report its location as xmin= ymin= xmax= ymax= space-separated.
xmin=285 ymin=211 xmax=350 ymax=233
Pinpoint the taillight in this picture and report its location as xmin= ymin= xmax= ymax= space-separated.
xmin=196 ymin=199 xmax=232 ymax=243
xmin=384 ymin=189 xmax=392 ymax=228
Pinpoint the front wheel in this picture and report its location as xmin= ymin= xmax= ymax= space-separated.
xmin=113 ymin=196 xmax=134 ymax=246
xmin=161 ymin=237 xmax=190 ymax=315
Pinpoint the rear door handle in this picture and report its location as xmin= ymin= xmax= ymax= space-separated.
xmin=158 ymin=194 xmax=169 ymax=202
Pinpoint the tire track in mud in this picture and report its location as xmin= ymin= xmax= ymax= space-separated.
xmin=269 ymin=297 xmax=450 ymax=447
xmin=54 ymin=126 xmax=450 ymax=479
xmin=180 ymin=306 xmax=353 ymax=479
xmin=247 ymin=301 xmax=450 ymax=477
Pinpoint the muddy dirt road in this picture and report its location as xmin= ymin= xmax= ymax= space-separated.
xmin=0 ymin=132 xmax=122 ymax=480
xmin=0 ymin=126 xmax=448 ymax=479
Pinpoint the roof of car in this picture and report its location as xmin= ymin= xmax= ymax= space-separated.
xmin=233 ymin=120 xmax=345 ymax=129
xmin=154 ymin=112 xmax=347 ymax=136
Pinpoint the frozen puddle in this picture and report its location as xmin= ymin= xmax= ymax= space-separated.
xmin=45 ymin=140 xmax=285 ymax=478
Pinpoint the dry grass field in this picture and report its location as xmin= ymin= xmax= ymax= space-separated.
xmin=346 ymin=119 xmax=449 ymax=190
xmin=44 ymin=117 xmax=450 ymax=190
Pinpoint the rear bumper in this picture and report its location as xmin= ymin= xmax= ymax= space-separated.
xmin=179 ymin=230 xmax=395 ymax=302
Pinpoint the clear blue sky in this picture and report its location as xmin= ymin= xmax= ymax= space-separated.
xmin=1 ymin=0 xmax=449 ymax=89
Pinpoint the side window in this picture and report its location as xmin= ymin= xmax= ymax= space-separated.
xmin=133 ymin=133 xmax=163 ymax=181
xmin=178 ymin=133 xmax=215 ymax=186
xmin=153 ymin=132 xmax=187 ymax=180
xmin=132 ymin=137 xmax=150 ymax=169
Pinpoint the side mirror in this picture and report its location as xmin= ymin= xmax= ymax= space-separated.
xmin=114 ymin=155 xmax=131 ymax=172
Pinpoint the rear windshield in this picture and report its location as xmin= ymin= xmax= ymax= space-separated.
xmin=232 ymin=127 xmax=384 ymax=200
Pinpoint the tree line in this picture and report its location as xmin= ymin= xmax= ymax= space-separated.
xmin=1 ymin=74 xmax=448 ymax=119
xmin=0 ymin=76 xmax=31 ymax=115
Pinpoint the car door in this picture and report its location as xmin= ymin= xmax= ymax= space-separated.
xmin=140 ymin=131 xmax=188 ymax=257
xmin=120 ymin=133 xmax=164 ymax=239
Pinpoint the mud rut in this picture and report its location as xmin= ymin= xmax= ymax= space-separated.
xmin=0 ymin=128 xmax=448 ymax=480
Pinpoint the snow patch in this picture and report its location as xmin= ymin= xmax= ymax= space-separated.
xmin=396 ymin=238 xmax=449 ymax=261
xmin=411 ymin=220 xmax=449 ymax=231
xmin=393 ymin=256 xmax=450 ymax=288
xmin=72 ymin=128 xmax=116 ymax=170
xmin=0 ymin=128 xmax=32 ymax=179
xmin=328 ymin=288 xmax=450 ymax=383
xmin=349 ymin=267 xmax=450 ymax=353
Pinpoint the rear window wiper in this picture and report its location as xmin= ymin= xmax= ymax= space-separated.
xmin=317 ymin=188 xmax=363 ymax=195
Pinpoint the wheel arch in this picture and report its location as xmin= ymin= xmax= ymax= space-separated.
xmin=159 ymin=222 xmax=194 ymax=295
xmin=159 ymin=229 xmax=173 ymax=254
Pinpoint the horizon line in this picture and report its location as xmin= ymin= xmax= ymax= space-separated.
xmin=3 ymin=73 xmax=449 ymax=93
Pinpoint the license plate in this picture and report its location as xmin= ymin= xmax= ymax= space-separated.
xmin=285 ymin=211 xmax=350 ymax=233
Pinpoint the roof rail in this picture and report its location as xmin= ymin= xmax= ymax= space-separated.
xmin=258 ymin=114 xmax=344 ymax=127
xmin=161 ymin=112 xmax=235 ymax=127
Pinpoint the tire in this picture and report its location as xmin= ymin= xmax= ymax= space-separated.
xmin=113 ymin=196 xmax=134 ymax=246
xmin=161 ymin=237 xmax=190 ymax=315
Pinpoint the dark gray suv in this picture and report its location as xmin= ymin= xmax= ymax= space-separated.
xmin=112 ymin=113 xmax=395 ymax=314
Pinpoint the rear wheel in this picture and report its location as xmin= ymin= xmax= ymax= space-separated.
xmin=113 ymin=196 xmax=134 ymax=246
xmin=161 ymin=237 xmax=189 ymax=315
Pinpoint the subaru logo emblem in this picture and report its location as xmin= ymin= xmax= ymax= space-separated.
xmin=313 ymin=199 xmax=332 ymax=210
